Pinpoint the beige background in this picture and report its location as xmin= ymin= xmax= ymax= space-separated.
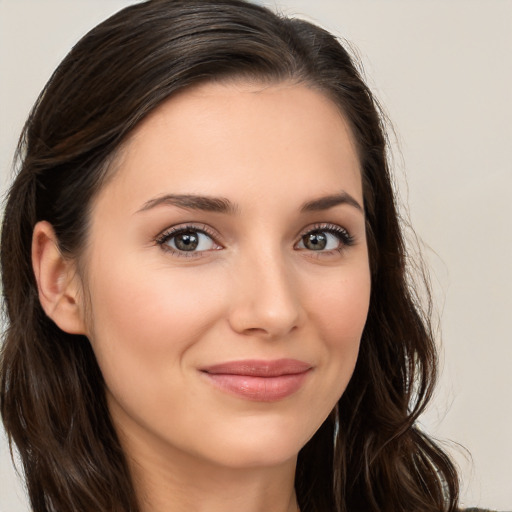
xmin=1 ymin=1 xmax=511 ymax=510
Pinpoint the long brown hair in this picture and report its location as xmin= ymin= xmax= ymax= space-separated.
xmin=1 ymin=1 xmax=459 ymax=511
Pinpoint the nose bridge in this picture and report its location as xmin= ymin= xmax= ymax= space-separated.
xmin=228 ymin=243 xmax=302 ymax=338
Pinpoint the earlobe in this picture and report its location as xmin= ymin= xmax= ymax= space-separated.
xmin=32 ymin=221 xmax=87 ymax=335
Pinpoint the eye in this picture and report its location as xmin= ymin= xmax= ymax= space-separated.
xmin=156 ymin=226 xmax=220 ymax=255
xmin=296 ymin=225 xmax=354 ymax=252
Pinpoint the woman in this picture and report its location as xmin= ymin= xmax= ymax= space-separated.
xmin=0 ymin=1 xmax=494 ymax=511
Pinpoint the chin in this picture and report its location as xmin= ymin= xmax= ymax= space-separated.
xmin=193 ymin=415 xmax=320 ymax=470
xmin=206 ymin=439 xmax=301 ymax=470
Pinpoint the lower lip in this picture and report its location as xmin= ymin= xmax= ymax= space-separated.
xmin=202 ymin=371 xmax=310 ymax=402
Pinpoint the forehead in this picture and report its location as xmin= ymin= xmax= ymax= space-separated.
xmin=98 ymin=80 xmax=363 ymax=212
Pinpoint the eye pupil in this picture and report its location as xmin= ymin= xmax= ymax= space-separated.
xmin=303 ymin=232 xmax=327 ymax=250
xmin=175 ymin=232 xmax=199 ymax=251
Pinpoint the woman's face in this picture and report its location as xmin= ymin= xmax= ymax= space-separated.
xmin=80 ymin=81 xmax=371 ymax=470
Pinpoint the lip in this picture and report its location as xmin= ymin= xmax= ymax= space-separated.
xmin=199 ymin=359 xmax=312 ymax=402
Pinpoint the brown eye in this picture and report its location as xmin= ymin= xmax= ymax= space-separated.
xmin=174 ymin=231 xmax=200 ymax=251
xmin=302 ymin=232 xmax=328 ymax=251
xmin=159 ymin=228 xmax=218 ymax=253
xmin=296 ymin=226 xmax=353 ymax=252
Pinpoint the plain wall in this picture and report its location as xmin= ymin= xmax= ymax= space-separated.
xmin=1 ymin=1 xmax=511 ymax=510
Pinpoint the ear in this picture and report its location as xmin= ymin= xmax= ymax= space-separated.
xmin=31 ymin=221 xmax=87 ymax=335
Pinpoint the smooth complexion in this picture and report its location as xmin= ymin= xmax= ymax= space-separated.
xmin=33 ymin=81 xmax=371 ymax=512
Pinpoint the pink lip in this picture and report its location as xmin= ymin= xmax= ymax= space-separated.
xmin=200 ymin=359 xmax=312 ymax=402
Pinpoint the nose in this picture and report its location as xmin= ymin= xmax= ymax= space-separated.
xmin=227 ymin=250 xmax=303 ymax=339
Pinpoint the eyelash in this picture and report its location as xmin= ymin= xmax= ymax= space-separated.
xmin=155 ymin=222 xmax=355 ymax=258
xmin=298 ymin=223 xmax=355 ymax=254
xmin=155 ymin=224 xmax=220 ymax=258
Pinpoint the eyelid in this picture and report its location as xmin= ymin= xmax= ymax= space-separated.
xmin=295 ymin=222 xmax=355 ymax=251
xmin=297 ymin=222 xmax=351 ymax=237
xmin=155 ymin=223 xmax=223 ymax=257
xmin=154 ymin=221 xmax=355 ymax=258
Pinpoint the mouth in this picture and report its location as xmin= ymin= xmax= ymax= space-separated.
xmin=199 ymin=359 xmax=312 ymax=402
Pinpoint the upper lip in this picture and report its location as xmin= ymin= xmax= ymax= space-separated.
xmin=200 ymin=359 xmax=312 ymax=377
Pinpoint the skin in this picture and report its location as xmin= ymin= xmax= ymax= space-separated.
xmin=33 ymin=81 xmax=371 ymax=512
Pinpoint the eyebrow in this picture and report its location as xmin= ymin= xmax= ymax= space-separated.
xmin=137 ymin=194 xmax=238 ymax=215
xmin=136 ymin=191 xmax=363 ymax=215
xmin=300 ymin=192 xmax=363 ymax=213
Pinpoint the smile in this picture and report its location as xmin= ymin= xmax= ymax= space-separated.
xmin=200 ymin=359 xmax=313 ymax=402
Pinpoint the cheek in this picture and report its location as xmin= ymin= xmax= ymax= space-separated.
xmin=304 ymin=265 xmax=370 ymax=394
xmin=84 ymin=257 xmax=229 ymax=399
xmin=307 ymin=265 xmax=371 ymax=345
xmin=88 ymin=257 xmax=223 ymax=341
